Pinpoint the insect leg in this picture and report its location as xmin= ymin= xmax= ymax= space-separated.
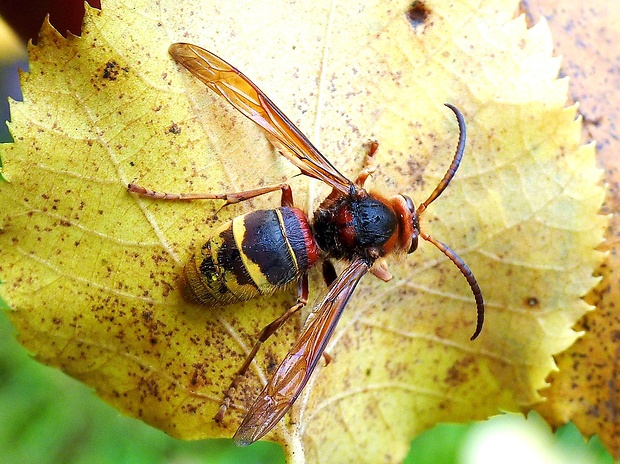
xmin=354 ymin=140 xmax=379 ymax=187
xmin=354 ymin=166 xmax=376 ymax=187
xmin=128 ymin=182 xmax=292 ymax=208
xmin=366 ymin=140 xmax=379 ymax=157
xmin=214 ymin=272 xmax=309 ymax=423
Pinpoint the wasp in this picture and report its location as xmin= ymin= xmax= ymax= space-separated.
xmin=128 ymin=43 xmax=484 ymax=446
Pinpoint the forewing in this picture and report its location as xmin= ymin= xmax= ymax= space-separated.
xmin=233 ymin=258 xmax=371 ymax=446
xmin=168 ymin=43 xmax=353 ymax=194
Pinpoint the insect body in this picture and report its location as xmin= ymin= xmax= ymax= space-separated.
xmin=128 ymin=43 xmax=485 ymax=446
xmin=183 ymin=206 xmax=318 ymax=305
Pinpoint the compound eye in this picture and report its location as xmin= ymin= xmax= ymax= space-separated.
xmin=408 ymin=234 xmax=419 ymax=254
xmin=403 ymin=195 xmax=415 ymax=213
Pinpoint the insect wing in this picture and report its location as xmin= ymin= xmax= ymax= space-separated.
xmin=233 ymin=258 xmax=371 ymax=446
xmin=169 ymin=43 xmax=353 ymax=194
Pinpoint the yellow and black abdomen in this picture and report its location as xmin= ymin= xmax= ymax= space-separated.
xmin=183 ymin=207 xmax=318 ymax=305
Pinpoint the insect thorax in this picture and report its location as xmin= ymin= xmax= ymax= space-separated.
xmin=312 ymin=193 xmax=397 ymax=261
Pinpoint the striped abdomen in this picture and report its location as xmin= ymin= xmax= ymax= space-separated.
xmin=183 ymin=207 xmax=318 ymax=305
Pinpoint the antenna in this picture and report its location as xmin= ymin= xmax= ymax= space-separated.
xmin=418 ymin=103 xmax=484 ymax=340
xmin=421 ymin=232 xmax=484 ymax=340
xmin=417 ymin=103 xmax=466 ymax=215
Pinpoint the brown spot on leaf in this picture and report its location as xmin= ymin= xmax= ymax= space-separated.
xmin=406 ymin=1 xmax=430 ymax=29
xmin=525 ymin=296 xmax=540 ymax=308
xmin=445 ymin=356 xmax=477 ymax=386
xmin=168 ymin=122 xmax=181 ymax=135
xmin=103 ymin=60 xmax=120 ymax=80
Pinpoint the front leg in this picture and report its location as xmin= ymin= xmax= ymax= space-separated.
xmin=355 ymin=140 xmax=379 ymax=188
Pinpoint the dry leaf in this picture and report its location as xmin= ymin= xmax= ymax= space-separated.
xmin=521 ymin=0 xmax=620 ymax=458
xmin=0 ymin=0 xmax=606 ymax=462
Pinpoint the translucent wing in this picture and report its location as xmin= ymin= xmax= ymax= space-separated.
xmin=169 ymin=43 xmax=354 ymax=194
xmin=233 ymin=258 xmax=371 ymax=446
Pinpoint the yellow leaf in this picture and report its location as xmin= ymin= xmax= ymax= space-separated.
xmin=0 ymin=0 xmax=606 ymax=463
xmin=523 ymin=0 xmax=620 ymax=458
